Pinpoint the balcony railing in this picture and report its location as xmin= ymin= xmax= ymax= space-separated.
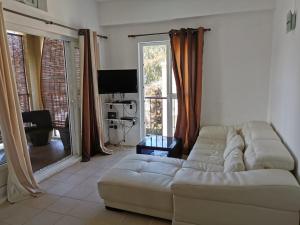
xmin=144 ymin=96 xmax=177 ymax=136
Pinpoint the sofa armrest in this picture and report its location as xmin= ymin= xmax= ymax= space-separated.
xmin=172 ymin=168 xmax=300 ymax=211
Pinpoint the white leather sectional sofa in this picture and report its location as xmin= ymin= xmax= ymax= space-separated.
xmin=98 ymin=121 xmax=300 ymax=225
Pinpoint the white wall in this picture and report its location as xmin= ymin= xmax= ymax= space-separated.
xmin=102 ymin=10 xmax=274 ymax=145
xmin=98 ymin=0 xmax=275 ymax=26
xmin=269 ymin=0 xmax=300 ymax=180
xmin=47 ymin=0 xmax=100 ymax=31
xmin=2 ymin=0 xmax=101 ymax=37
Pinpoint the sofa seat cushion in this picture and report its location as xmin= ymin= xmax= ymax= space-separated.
xmin=183 ymin=160 xmax=224 ymax=172
xmin=172 ymin=168 xmax=300 ymax=212
xmin=98 ymin=154 xmax=184 ymax=219
xmin=244 ymin=140 xmax=294 ymax=171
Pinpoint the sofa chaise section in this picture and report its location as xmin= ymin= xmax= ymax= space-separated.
xmin=98 ymin=154 xmax=184 ymax=220
xmin=172 ymin=168 xmax=300 ymax=225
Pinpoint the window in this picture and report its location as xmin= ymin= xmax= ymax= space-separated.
xmin=15 ymin=0 xmax=47 ymax=11
xmin=140 ymin=41 xmax=178 ymax=137
xmin=7 ymin=33 xmax=31 ymax=112
xmin=20 ymin=0 xmax=38 ymax=8
xmin=41 ymin=38 xmax=68 ymax=129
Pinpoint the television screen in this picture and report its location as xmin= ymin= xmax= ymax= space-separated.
xmin=98 ymin=69 xmax=138 ymax=94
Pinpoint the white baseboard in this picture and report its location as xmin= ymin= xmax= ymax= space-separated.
xmin=34 ymin=156 xmax=81 ymax=183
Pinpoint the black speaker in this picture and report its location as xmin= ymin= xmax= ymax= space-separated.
xmin=108 ymin=112 xmax=117 ymax=119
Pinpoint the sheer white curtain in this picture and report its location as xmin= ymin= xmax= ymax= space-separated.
xmin=0 ymin=3 xmax=40 ymax=202
xmin=91 ymin=32 xmax=112 ymax=155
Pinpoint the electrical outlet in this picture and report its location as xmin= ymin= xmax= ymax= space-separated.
xmin=292 ymin=11 xmax=297 ymax=30
xmin=287 ymin=10 xmax=293 ymax=32
xmin=287 ymin=10 xmax=297 ymax=32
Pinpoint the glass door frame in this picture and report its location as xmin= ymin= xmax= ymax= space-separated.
xmin=138 ymin=40 xmax=176 ymax=138
xmin=64 ymin=40 xmax=81 ymax=158
xmin=3 ymin=18 xmax=81 ymax=183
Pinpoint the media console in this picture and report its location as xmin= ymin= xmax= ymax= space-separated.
xmin=105 ymin=100 xmax=137 ymax=144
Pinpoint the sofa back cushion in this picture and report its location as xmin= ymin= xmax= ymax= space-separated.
xmin=242 ymin=121 xmax=294 ymax=171
xmin=242 ymin=121 xmax=280 ymax=146
xmin=244 ymin=140 xmax=294 ymax=171
xmin=223 ymin=132 xmax=244 ymax=160
xmin=187 ymin=150 xmax=224 ymax=165
xmin=198 ymin=126 xmax=232 ymax=140
xmin=224 ymin=148 xmax=245 ymax=172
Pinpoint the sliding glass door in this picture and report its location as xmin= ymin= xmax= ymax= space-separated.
xmin=5 ymin=30 xmax=80 ymax=172
xmin=139 ymin=41 xmax=178 ymax=138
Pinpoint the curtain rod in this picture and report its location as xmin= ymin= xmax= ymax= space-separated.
xmin=128 ymin=28 xmax=211 ymax=38
xmin=3 ymin=8 xmax=108 ymax=39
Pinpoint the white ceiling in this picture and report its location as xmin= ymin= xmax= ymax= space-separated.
xmin=96 ymin=0 xmax=118 ymax=2
xmin=96 ymin=0 xmax=173 ymax=3
xmin=97 ymin=0 xmax=276 ymax=26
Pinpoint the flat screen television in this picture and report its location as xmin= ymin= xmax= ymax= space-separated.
xmin=98 ymin=69 xmax=138 ymax=94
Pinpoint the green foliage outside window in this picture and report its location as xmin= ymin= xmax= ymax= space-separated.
xmin=143 ymin=45 xmax=166 ymax=86
xmin=143 ymin=45 xmax=166 ymax=135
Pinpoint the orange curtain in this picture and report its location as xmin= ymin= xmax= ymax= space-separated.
xmin=79 ymin=29 xmax=100 ymax=161
xmin=79 ymin=29 xmax=112 ymax=162
xmin=169 ymin=28 xmax=204 ymax=155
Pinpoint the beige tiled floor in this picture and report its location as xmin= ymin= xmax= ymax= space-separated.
xmin=0 ymin=147 xmax=171 ymax=225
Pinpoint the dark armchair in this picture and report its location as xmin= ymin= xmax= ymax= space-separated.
xmin=22 ymin=110 xmax=53 ymax=146
xmin=58 ymin=115 xmax=71 ymax=150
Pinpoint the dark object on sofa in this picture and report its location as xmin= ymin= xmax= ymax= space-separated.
xmin=58 ymin=115 xmax=71 ymax=150
xmin=22 ymin=110 xmax=53 ymax=146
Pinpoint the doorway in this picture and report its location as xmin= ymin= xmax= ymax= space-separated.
xmin=139 ymin=41 xmax=178 ymax=138
xmin=5 ymin=31 xmax=79 ymax=172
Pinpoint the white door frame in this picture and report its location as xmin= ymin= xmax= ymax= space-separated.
xmin=4 ymin=23 xmax=81 ymax=183
xmin=64 ymin=40 xmax=81 ymax=157
xmin=138 ymin=40 xmax=175 ymax=138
